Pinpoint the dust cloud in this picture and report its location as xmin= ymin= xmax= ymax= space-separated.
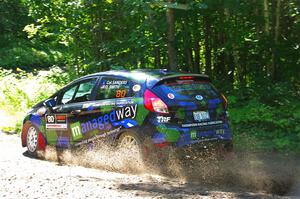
xmin=39 ymin=142 xmax=146 ymax=174
xmin=38 ymin=144 xmax=299 ymax=196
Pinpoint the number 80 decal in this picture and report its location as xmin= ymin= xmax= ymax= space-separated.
xmin=116 ymin=90 xmax=126 ymax=98
xmin=46 ymin=115 xmax=55 ymax=123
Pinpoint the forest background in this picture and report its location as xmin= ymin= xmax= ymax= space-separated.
xmin=0 ymin=0 xmax=299 ymax=153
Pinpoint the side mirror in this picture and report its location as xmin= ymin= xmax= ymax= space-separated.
xmin=43 ymin=98 xmax=56 ymax=111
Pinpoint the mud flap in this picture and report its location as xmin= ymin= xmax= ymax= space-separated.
xmin=37 ymin=132 xmax=46 ymax=151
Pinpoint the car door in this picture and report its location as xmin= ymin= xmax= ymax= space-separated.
xmin=81 ymin=75 xmax=141 ymax=142
xmin=45 ymin=77 xmax=99 ymax=148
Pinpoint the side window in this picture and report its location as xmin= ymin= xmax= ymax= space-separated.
xmin=59 ymin=78 xmax=97 ymax=104
xmin=96 ymin=77 xmax=138 ymax=100
xmin=73 ymin=79 xmax=97 ymax=103
xmin=61 ymin=85 xmax=77 ymax=104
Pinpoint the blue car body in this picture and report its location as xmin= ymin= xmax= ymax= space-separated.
xmin=21 ymin=69 xmax=233 ymax=155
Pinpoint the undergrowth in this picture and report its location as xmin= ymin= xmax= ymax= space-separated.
xmin=0 ymin=67 xmax=70 ymax=132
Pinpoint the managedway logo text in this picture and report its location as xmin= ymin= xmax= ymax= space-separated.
xmin=71 ymin=104 xmax=137 ymax=140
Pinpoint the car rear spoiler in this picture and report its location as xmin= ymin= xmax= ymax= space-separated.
xmin=147 ymin=74 xmax=211 ymax=88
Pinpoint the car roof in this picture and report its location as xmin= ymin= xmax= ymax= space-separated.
xmin=78 ymin=69 xmax=210 ymax=86
xmin=34 ymin=69 xmax=209 ymax=108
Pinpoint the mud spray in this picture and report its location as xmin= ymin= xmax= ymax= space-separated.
xmin=38 ymin=144 xmax=299 ymax=196
xmin=38 ymin=141 xmax=146 ymax=174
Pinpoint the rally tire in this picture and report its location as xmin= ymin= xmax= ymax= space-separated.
xmin=26 ymin=125 xmax=39 ymax=157
xmin=117 ymin=131 xmax=144 ymax=158
xmin=118 ymin=131 xmax=142 ymax=150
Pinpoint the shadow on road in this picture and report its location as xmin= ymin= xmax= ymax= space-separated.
xmin=118 ymin=181 xmax=281 ymax=199
xmin=118 ymin=150 xmax=300 ymax=198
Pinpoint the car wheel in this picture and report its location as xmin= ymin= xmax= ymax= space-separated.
xmin=26 ymin=125 xmax=39 ymax=156
xmin=118 ymin=132 xmax=141 ymax=150
xmin=118 ymin=131 xmax=143 ymax=158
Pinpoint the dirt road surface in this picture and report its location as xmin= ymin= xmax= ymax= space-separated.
xmin=0 ymin=132 xmax=299 ymax=199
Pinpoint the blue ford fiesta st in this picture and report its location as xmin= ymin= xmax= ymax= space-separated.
xmin=21 ymin=69 xmax=233 ymax=159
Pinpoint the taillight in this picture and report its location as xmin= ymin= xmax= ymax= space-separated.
xmin=144 ymin=89 xmax=169 ymax=114
xmin=220 ymin=93 xmax=228 ymax=109
xmin=179 ymin=76 xmax=194 ymax=80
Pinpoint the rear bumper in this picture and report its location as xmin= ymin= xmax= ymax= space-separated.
xmin=151 ymin=121 xmax=233 ymax=148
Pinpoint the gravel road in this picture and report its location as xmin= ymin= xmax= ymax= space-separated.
xmin=0 ymin=132 xmax=299 ymax=199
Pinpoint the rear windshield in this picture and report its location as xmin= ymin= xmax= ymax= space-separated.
xmin=158 ymin=78 xmax=219 ymax=99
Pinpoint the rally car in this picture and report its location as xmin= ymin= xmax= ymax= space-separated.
xmin=21 ymin=69 xmax=233 ymax=158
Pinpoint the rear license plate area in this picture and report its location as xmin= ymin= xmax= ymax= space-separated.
xmin=193 ymin=111 xmax=210 ymax=122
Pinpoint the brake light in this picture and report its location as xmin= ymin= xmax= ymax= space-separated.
xmin=144 ymin=89 xmax=169 ymax=114
xmin=179 ymin=76 xmax=194 ymax=80
xmin=221 ymin=93 xmax=228 ymax=109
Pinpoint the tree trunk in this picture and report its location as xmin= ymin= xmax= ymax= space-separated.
xmin=254 ymin=0 xmax=261 ymax=37
xmin=185 ymin=47 xmax=193 ymax=72
xmin=263 ymin=0 xmax=270 ymax=35
xmin=232 ymin=44 xmax=244 ymax=88
xmin=194 ymin=40 xmax=200 ymax=73
xmin=227 ymin=54 xmax=235 ymax=88
xmin=166 ymin=0 xmax=177 ymax=70
xmin=203 ymin=16 xmax=211 ymax=76
xmin=214 ymin=32 xmax=226 ymax=80
xmin=271 ymin=0 xmax=281 ymax=81
xmin=154 ymin=46 xmax=161 ymax=68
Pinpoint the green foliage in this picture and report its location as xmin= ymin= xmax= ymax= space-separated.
xmin=0 ymin=40 xmax=65 ymax=69
xmin=0 ymin=67 xmax=69 ymax=131
xmin=229 ymin=84 xmax=300 ymax=153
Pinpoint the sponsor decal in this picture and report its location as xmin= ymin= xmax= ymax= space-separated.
xmin=74 ymin=126 xmax=122 ymax=146
xmin=82 ymin=99 xmax=134 ymax=109
xmin=56 ymin=115 xmax=67 ymax=123
xmin=80 ymin=104 xmax=138 ymax=134
xmin=182 ymin=120 xmax=223 ymax=128
xmin=46 ymin=123 xmax=68 ymax=129
xmin=45 ymin=114 xmax=67 ymax=130
xmin=195 ymin=95 xmax=203 ymax=101
xmin=157 ymin=116 xmax=171 ymax=123
xmin=71 ymin=122 xmax=83 ymax=141
xmin=132 ymin=84 xmax=141 ymax=92
xmin=190 ymin=130 xmax=197 ymax=139
xmin=167 ymin=93 xmax=175 ymax=99
xmin=115 ymin=98 xmax=134 ymax=105
xmin=216 ymin=129 xmax=225 ymax=134
xmin=157 ymin=125 xmax=180 ymax=142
